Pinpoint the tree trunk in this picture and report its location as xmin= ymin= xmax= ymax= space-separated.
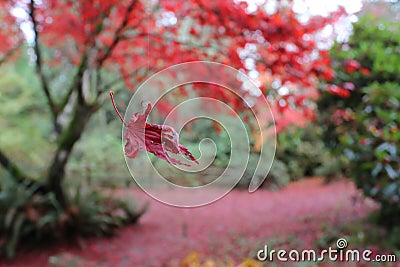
xmin=47 ymin=101 xmax=95 ymax=208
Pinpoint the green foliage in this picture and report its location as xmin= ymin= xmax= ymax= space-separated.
xmin=0 ymin=60 xmax=52 ymax=178
xmin=66 ymin=181 xmax=147 ymax=237
xmin=181 ymin=118 xmax=233 ymax=167
xmin=0 ymin=176 xmax=58 ymax=258
xmin=66 ymin=112 xmax=131 ymax=188
xmin=237 ymin=123 xmax=343 ymax=189
xmin=0 ymin=59 xmax=131 ymax=186
xmin=318 ymin=15 xmax=400 ymax=228
xmin=316 ymin=211 xmax=400 ymax=255
xmin=178 ymin=118 xmax=293 ymax=189
xmin=0 ymin=176 xmax=147 ymax=258
xmin=0 ymin=52 xmax=145 ymax=259
xmin=275 ymin=124 xmax=345 ymax=181
xmin=177 ymin=117 xmax=340 ymax=189
xmin=262 ymin=159 xmax=291 ymax=190
xmin=176 ymin=115 xmax=342 ymax=189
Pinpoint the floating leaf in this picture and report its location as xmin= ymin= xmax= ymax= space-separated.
xmin=110 ymin=91 xmax=198 ymax=166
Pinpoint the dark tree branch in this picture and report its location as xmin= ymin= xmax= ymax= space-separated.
xmin=0 ymin=148 xmax=32 ymax=182
xmin=58 ymin=1 xmax=111 ymax=113
xmin=28 ymin=0 xmax=58 ymax=119
xmin=97 ymin=0 xmax=139 ymax=67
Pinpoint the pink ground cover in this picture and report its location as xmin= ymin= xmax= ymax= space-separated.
xmin=0 ymin=178 xmax=379 ymax=267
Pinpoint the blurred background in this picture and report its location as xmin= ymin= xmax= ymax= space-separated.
xmin=0 ymin=0 xmax=399 ymax=266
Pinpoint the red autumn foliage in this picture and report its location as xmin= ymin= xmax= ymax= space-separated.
xmin=0 ymin=0 xmax=346 ymax=126
xmin=110 ymin=91 xmax=198 ymax=166
xmin=344 ymin=59 xmax=361 ymax=74
xmin=0 ymin=2 xmax=24 ymax=63
xmin=0 ymin=1 xmax=351 ymax=170
xmin=321 ymin=68 xmax=335 ymax=81
xmin=327 ymin=84 xmax=351 ymax=98
xmin=360 ymin=67 xmax=371 ymax=76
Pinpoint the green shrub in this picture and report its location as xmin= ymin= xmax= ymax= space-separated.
xmin=177 ymin=117 xmax=341 ymax=189
xmin=237 ymin=123 xmax=344 ymax=189
xmin=179 ymin=118 xmax=293 ymax=189
xmin=318 ymin=15 xmax=400 ymax=229
xmin=0 ymin=176 xmax=147 ymax=258
xmin=275 ymin=124 xmax=344 ymax=181
xmin=264 ymin=159 xmax=291 ymax=189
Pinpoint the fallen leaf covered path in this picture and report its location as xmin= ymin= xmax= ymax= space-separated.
xmin=1 ymin=178 xmax=377 ymax=267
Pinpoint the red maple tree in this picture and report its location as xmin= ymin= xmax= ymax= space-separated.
xmin=0 ymin=0 xmax=344 ymax=207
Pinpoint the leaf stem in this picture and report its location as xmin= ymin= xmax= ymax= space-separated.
xmin=110 ymin=91 xmax=128 ymax=127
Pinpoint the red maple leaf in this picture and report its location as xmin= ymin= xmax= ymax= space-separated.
xmin=110 ymin=91 xmax=198 ymax=166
